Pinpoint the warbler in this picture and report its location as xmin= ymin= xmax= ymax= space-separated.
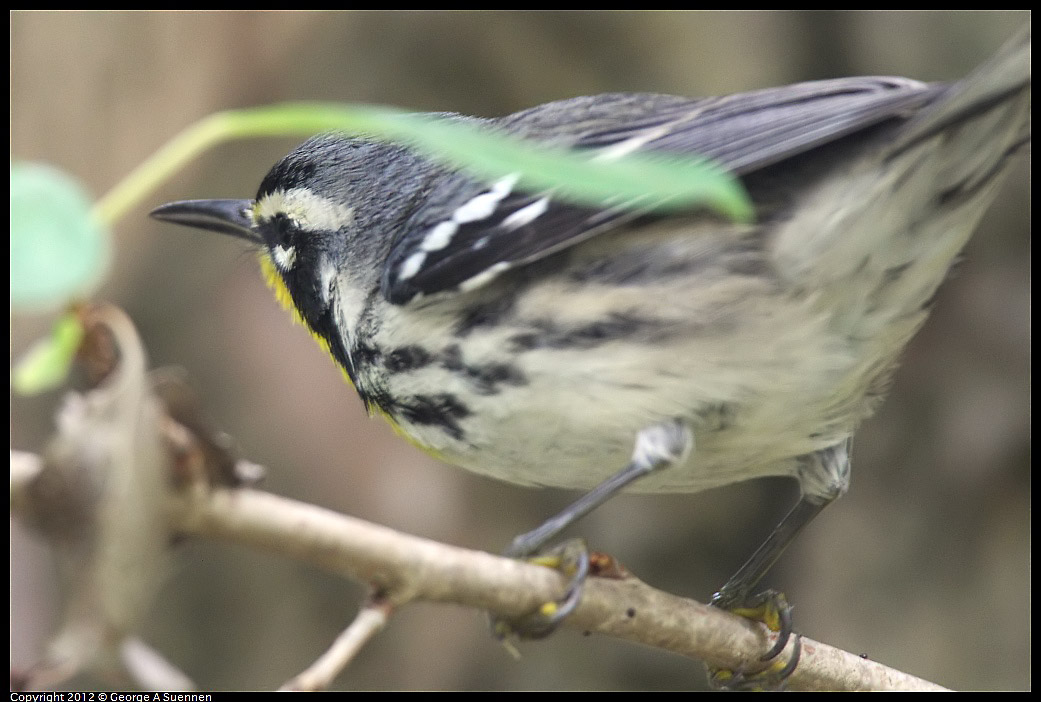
xmin=152 ymin=28 xmax=1029 ymax=676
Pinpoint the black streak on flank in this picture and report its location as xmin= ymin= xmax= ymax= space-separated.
xmin=379 ymin=343 xmax=528 ymax=396
xmin=441 ymin=344 xmax=527 ymax=395
xmin=384 ymin=345 xmax=434 ymax=372
xmin=352 ymin=342 xmax=383 ymax=370
xmin=393 ymin=393 xmax=471 ymax=441
xmin=509 ymin=313 xmax=669 ymax=352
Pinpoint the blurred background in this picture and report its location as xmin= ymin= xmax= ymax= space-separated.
xmin=11 ymin=10 xmax=1029 ymax=691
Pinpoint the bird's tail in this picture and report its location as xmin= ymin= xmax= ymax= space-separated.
xmin=893 ymin=25 xmax=1030 ymax=157
xmin=773 ymin=26 xmax=1030 ymax=347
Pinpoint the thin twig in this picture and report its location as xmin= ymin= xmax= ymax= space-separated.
xmin=121 ymin=637 xmax=198 ymax=691
xmin=281 ymin=595 xmax=394 ymax=691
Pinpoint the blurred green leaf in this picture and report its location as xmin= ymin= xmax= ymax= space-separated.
xmin=12 ymin=312 xmax=84 ymax=395
xmin=225 ymin=103 xmax=755 ymax=221
xmin=103 ymin=102 xmax=753 ymax=227
xmin=12 ymin=162 xmax=110 ymax=311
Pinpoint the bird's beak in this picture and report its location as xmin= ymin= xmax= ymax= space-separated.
xmin=150 ymin=199 xmax=259 ymax=243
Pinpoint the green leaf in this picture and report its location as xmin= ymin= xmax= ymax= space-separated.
xmin=12 ymin=312 xmax=84 ymax=395
xmin=380 ymin=108 xmax=753 ymax=221
xmin=11 ymin=162 xmax=111 ymax=311
xmin=221 ymin=103 xmax=755 ymax=222
xmin=104 ymin=102 xmax=753 ymax=227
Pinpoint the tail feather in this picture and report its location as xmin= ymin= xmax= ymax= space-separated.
xmin=893 ymin=25 xmax=1031 ymax=156
xmin=773 ymin=26 xmax=1030 ymax=346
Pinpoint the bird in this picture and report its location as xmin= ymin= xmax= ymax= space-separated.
xmin=151 ymin=26 xmax=1030 ymax=683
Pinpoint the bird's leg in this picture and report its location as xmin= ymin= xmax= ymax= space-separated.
xmin=708 ymin=440 xmax=851 ymax=688
xmin=494 ymin=420 xmax=693 ymax=640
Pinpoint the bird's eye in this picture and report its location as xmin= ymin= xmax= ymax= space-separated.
xmin=266 ymin=213 xmax=299 ymax=272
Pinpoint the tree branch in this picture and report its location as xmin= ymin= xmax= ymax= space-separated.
xmin=168 ymin=484 xmax=948 ymax=691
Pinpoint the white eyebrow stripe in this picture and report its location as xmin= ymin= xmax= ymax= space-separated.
xmin=254 ymin=188 xmax=355 ymax=231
